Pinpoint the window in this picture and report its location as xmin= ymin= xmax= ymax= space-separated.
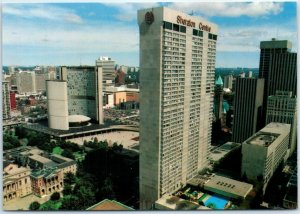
xmin=193 ymin=29 xmax=198 ymax=36
xmin=213 ymin=34 xmax=217 ymax=40
xmin=208 ymin=33 xmax=213 ymax=39
xmin=179 ymin=26 xmax=186 ymax=33
xmin=173 ymin=24 xmax=179 ymax=32
xmin=163 ymin=21 xmax=172 ymax=30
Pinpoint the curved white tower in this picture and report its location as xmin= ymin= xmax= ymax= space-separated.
xmin=46 ymin=80 xmax=69 ymax=130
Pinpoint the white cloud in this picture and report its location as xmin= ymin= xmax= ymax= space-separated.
xmin=217 ymin=25 xmax=297 ymax=52
xmin=3 ymin=22 xmax=139 ymax=53
xmin=104 ymin=3 xmax=160 ymax=21
xmin=169 ymin=2 xmax=283 ymax=17
xmin=3 ymin=4 xmax=83 ymax=24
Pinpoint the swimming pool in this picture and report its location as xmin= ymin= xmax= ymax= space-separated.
xmin=203 ymin=195 xmax=228 ymax=209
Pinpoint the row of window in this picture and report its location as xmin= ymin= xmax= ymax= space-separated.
xmin=163 ymin=21 xmax=186 ymax=33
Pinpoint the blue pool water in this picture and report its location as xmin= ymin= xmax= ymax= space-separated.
xmin=204 ymin=195 xmax=228 ymax=209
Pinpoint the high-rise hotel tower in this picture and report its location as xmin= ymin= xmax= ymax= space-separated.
xmin=138 ymin=7 xmax=218 ymax=209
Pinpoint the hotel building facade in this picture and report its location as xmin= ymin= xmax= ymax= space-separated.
xmin=138 ymin=7 xmax=218 ymax=209
xmin=241 ymin=122 xmax=290 ymax=193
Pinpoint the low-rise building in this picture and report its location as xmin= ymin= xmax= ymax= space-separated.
xmin=241 ymin=122 xmax=290 ymax=192
xmin=86 ymin=199 xmax=134 ymax=211
xmin=103 ymin=85 xmax=139 ymax=107
xmin=203 ymin=174 xmax=253 ymax=200
xmin=3 ymin=163 xmax=32 ymax=204
xmin=283 ymin=168 xmax=297 ymax=209
xmin=31 ymin=168 xmax=64 ymax=197
xmin=4 ymin=146 xmax=77 ymax=197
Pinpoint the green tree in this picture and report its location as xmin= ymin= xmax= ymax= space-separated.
xmin=100 ymin=177 xmax=115 ymax=199
xmin=64 ymin=172 xmax=76 ymax=185
xmin=62 ymin=149 xmax=75 ymax=159
xmin=29 ymin=201 xmax=40 ymax=210
xmin=50 ymin=192 xmax=61 ymax=201
xmin=60 ymin=195 xmax=80 ymax=210
xmin=62 ymin=183 xmax=73 ymax=196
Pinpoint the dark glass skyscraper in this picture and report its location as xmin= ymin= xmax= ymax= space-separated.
xmin=232 ymin=78 xmax=264 ymax=143
xmin=258 ymin=39 xmax=296 ymax=128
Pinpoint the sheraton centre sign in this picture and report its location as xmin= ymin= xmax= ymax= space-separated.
xmin=177 ymin=15 xmax=211 ymax=32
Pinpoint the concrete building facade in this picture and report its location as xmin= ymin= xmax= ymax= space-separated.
xmin=138 ymin=7 xmax=218 ymax=209
xmin=223 ymin=74 xmax=233 ymax=89
xmin=2 ymin=81 xmax=11 ymax=120
xmin=3 ymin=164 xmax=32 ymax=204
xmin=241 ymin=123 xmax=290 ymax=192
xmin=232 ymin=78 xmax=264 ymax=143
xmin=266 ymin=91 xmax=297 ymax=156
xmin=16 ymin=71 xmax=36 ymax=94
xmin=96 ymin=56 xmax=115 ymax=86
xmin=60 ymin=66 xmax=103 ymax=124
xmin=46 ymin=80 xmax=69 ymax=130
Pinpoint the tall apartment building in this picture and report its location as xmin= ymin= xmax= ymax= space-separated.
xmin=16 ymin=71 xmax=36 ymax=94
xmin=266 ymin=91 xmax=297 ymax=156
xmin=241 ymin=122 xmax=290 ymax=192
xmin=96 ymin=57 xmax=115 ymax=86
xmin=2 ymin=81 xmax=11 ymax=120
xmin=223 ymin=74 xmax=233 ymax=89
xmin=232 ymin=78 xmax=264 ymax=143
xmin=138 ymin=7 xmax=218 ymax=209
xmin=259 ymin=39 xmax=295 ymax=126
xmin=47 ymin=66 xmax=103 ymax=130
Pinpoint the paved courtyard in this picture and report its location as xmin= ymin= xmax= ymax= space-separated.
xmin=69 ymin=131 xmax=139 ymax=149
xmin=4 ymin=193 xmax=50 ymax=210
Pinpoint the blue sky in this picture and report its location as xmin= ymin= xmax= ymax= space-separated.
xmin=2 ymin=2 xmax=297 ymax=68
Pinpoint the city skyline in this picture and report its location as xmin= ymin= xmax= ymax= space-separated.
xmin=3 ymin=2 xmax=297 ymax=68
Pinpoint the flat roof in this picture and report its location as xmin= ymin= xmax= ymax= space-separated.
xmin=210 ymin=142 xmax=240 ymax=162
xmin=247 ymin=133 xmax=278 ymax=147
xmin=29 ymin=154 xmax=57 ymax=168
xmin=155 ymin=195 xmax=199 ymax=210
xmin=204 ymin=175 xmax=253 ymax=199
xmin=86 ymin=199 xmax=134 ymax=211
xmin=244 ymin=123 xmax=291 ymax=147
xmin=68 ymin=115 xmax=91 ymax=123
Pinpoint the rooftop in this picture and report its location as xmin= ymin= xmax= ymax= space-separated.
xmin=86 ymin=199 xmax=134 ymax=211
xmin=204 ymin=174 xmax=253 ymax=199
xmin=210 ymin=142 xmax=240 ymax=162
xmin=247 ymin=133 xmax=278 ymax=147
xmin=244 ymin=122 xmax=291 ymax=147
xmin=68 ymin=115 xmax=91 ymax=123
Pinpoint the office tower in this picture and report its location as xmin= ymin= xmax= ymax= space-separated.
xmin=59 ymin=66 xmax=103 ymax=124
xmin=8 ymin=66 xmax=16 ymax=75
xmin=268 ymin=52 xmax=297 ymax=96
xmin=224 ymin=74 xmax=233 ymax=89
xmin=259 ymin=39 xmax=294 ymax=126
xmin=16 ymin=71 xmax=36 ymax=94
xmin=35 ymin=73 xmax=47 ymax=93
xmin=138 ymin=7 xmax=218 ymax=209
xmin=232 ymin=78 xmax=264 ymax=143
xmin=214 ymin=76 xmax=223 ymax=120
xmin=248 ymin=71 xmax=252 ymax=78
xmin=242 ymin=122 xmax=290 ymax=193
xmin=2 ymin=81 xmax=11 ymax=120
xmin=96 ymin=57 xmax=115 ymax=86
xmin=266 ymin=91 xmax=297 ymax=156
